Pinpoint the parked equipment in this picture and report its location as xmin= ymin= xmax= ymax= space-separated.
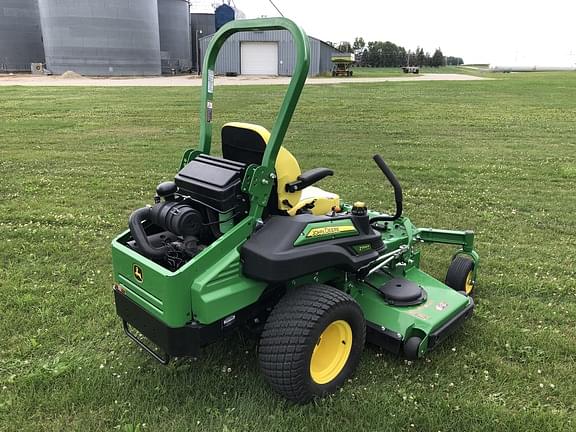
xmin=331 ymin=53 xmax=354 ymax=76
xmin=112 ymin=18 xmax=480 ymax=403
xmin=402 ymin=66 xmax=420 ymax=74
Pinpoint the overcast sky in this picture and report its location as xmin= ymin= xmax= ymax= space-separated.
xmin=192 ymin=0 xmax=576 ymax=65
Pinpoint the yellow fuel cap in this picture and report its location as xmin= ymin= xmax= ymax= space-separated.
xmin=353 ymin=201 xmax=366 ymax=208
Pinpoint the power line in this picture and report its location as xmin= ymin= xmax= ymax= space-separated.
xmin=268 ymin=0 xmax=284 ymax=17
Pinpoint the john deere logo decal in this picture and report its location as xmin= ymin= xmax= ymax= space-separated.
xmin=133 ymin=265 xmax=143 ymax=283
xmin=307 ymin=225 xmax=356 ymax=238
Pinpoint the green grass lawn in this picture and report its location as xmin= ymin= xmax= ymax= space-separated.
xmin=351 ymin=65 xmax=478 ymax=77
xmin=1 ymin=73 xmax=575 ymax=431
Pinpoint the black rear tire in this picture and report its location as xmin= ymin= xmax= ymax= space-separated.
xmin=258 ymin=284 xmax=365 ymax=403
xmin=445 ymin=256 xmax=475 ymax=296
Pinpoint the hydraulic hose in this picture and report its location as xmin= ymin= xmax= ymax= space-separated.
xmin=370 ymin=154 xmax=403 ymax=222
xmin=128 ymin=207 xmax=170 ymax=259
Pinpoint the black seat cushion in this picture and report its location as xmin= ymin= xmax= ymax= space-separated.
xmin=221 ymin=124 xmax=282 ymax=216
xmin=222 ymin=125 xmax=266 ymax=165
xmin=377 ymin=277 xmax=427 ymax=306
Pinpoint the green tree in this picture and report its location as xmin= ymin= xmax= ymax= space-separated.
xmin=381 ymin=41 xmax=398 ymax=67
xmin=406 ymin=50 xmax=414 ymax=66
xmin=358 ymin=41 xmax=459 ymax=68
xmin=337 ymin=41 xmax=353 ymax=53
xmin=415 ymin=47 xmax=426 ymax=66
xmin=353 ymin=37 xmax=365 ymax=52
xmin=446 ymin=56 xmax=464 ymax=65
xmin=363 ymin=41 xmax=406 ymax=67
xmin=364 ymin=41 xmax=380 ymax=67
xmin=431 ymin=48 xmax=445 ymax=67
xmin=397 ymin=46 xmax=407 ymax=67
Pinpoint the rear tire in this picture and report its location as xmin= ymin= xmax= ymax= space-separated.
xmin=258 ymin=284 xmax=365 ymax=403
xmin=445 ymin=256 xmax=475 ymax=296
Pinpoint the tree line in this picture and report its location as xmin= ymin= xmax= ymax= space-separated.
xmin=333 ymin=38 xmax=464 ymax=67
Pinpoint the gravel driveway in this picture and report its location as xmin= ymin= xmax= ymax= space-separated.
xmin=0 ymin=73 xmax=486 ymax=87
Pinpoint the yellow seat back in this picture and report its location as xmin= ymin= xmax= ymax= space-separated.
xmin=222 ymin=122 xmax=303 ymax=212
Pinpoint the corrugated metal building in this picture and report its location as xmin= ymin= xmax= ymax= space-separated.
xmin=38 ymin=0 xmax=161 ymax=76
xmin=190 ymin=13 xmax=215 ymax=72
xmin=199 ymin=30 xmax=338 ymax=76
xmin=0 ymin=0 xmax=45 ymax=72
xmin=158 ymin=0 xmax=192 ymax=73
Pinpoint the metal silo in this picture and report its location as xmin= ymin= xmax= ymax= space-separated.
xmin=0 ymin=0 xmax=45 ymax=72
xmin=158 ymin=0 xmax=191 ymax=73
xmin=215 ymin=4 xmax=234 ymax=31
xmin=38 ymin=0 xmax=161 ymax=76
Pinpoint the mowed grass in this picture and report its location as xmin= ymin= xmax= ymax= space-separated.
xmin=351 ymin=65 xmax=478 ymax=77
xmin=1 ymin=73 xmax=575 ymax=431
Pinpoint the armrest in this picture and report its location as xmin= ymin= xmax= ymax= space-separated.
xmin=286 ymin=168 xmax=333 ymax=192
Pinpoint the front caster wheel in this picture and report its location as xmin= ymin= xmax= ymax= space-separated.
xmin=445 ymin=256 xmax=476 ymax=296
xmin=403 ymin=336 xmax=423 ymax=360
xmin=258 ymin=284 xmax=365 ymax=403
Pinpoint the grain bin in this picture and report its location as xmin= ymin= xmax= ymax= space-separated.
xmin=0 ymin=0 xmax=45 ymax=72
xmin=215 ymin=3 xmax=234 ymax=31
xmin=158 ymin=0 xmax=191 ymax=73
xmin=38 ymin=0 xmax=161 ymax=76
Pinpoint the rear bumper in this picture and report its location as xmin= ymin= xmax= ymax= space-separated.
xmin=114 ymin=290 xmax=220 ymax=359
xmin=114 ymin=284 xmax=283 ymax=363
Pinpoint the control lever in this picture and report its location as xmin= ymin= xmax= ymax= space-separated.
xmin=370 ymin=154 xmax=403 ymax=222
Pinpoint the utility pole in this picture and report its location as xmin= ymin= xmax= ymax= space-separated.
xmin=196 ymin=29 xmax=203 ymax=75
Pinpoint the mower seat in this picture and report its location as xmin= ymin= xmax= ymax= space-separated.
xmin=222 ymin=122 xmax=340 ymax=216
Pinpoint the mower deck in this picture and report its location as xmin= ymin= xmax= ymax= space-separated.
xmin=356 ymin=266 xmax=474 ymax=357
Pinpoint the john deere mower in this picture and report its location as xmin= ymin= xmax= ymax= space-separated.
xmin=112 ymin=18 xmax=479 ymax=403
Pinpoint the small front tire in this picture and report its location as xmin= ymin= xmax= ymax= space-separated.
xmin=445 ymin=256 xmax=476 ymax=296
xmin=403 ymin=336 xmax=422 ymax=360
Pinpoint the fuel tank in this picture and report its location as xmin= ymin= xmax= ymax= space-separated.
xmin=241 ymin=214 xmax=384 ymax=282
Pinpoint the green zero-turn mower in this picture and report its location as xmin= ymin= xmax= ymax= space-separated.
xmin=111 ymin=18 xmax=480 ymax=403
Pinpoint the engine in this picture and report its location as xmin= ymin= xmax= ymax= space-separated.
xmin=126 ymin=155 xmax=248 ymax=270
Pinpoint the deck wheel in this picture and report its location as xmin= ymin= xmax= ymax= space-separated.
xmin=403 ymin=336 xmax=423 ymax=360
xmin=445 ymin=256 xmax=476 ymax=296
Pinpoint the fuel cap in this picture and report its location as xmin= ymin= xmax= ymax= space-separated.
xmin=352 ymin=201 xmax=367 ymax=216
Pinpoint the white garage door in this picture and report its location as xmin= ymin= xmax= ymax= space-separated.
xmin=240 ymin=42 xmax=278 ymax=75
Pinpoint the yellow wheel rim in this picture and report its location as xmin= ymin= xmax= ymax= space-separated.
xmin=310 ymin=320 xmax=353 ymax=385
xmin=465 ymin=272 xmax=474 ymax=295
